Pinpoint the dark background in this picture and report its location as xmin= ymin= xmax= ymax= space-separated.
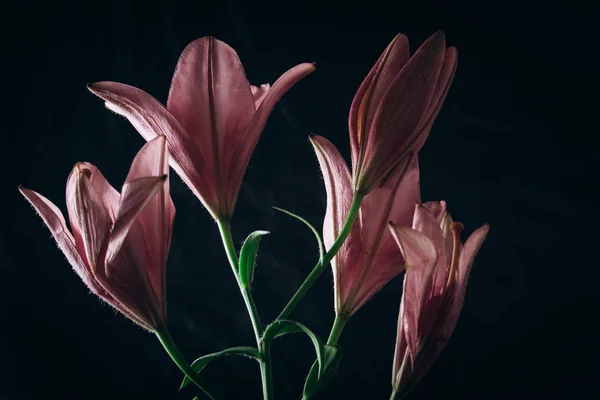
xmin=2 ymin=0 xmax=598 ymax=399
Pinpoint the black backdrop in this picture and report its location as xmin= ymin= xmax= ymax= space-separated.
xmin=2 ymin=1 xmax=598 ymax=399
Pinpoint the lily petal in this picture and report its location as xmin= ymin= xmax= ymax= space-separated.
xmin=19 ymin=187 xmax=106 ymax=295
xmin=108 ymin=175 xmax=166 ymax=264
xmin=362 ymin=31 xmax=447 ymax=188
xmin=349 ymin=34 xmax=411 ymax=170
xmin=87 ymin=82 xmax=214 ymax=214
xmin=309 ymin=135 xmax=353 ymax=252
xmin=68 ymin=164 xmax=113 ymax=273
xmin=166 ymin=37 xmax=256 ymax=204
xmin=225 ymin=62 xmax=316 ymax=216
xmin=389 ymin=225 xmax=437 ymax=359
xmin=412 ymin=47 xmax=458 ymax=152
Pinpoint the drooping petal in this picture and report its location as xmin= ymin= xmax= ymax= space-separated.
xmin=389 ymin=225 xmax=437 ymax=359
xmin=251 ymin=84 xmax=270 ymax=109
xmin=19 ymin=187 xmax=106 ymax=296
xmin=87 ymin=82 xmax=217 ymax=216
xmin=359 ymin=31 xmax=447 ymax=190
xmin=225 ymin=62 xmax=316 ymax=217
xmin=349 ymin=34 xmax=411 ymax=172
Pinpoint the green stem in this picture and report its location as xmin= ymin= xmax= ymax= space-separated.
xmin=259 ymin=340 xmax=274 ymax=400
xmin=155 ymin=329 xmax=220 ymax=400
xmin=216 ymin=219 xmax=263 ymax=343
xmin=326 ymin=312 xmax=349 ymax=345
xmin=389 ymin=390 xmax=399 ymax=400
xmin=216 ymin=219 xmax=271 ymax=399
xmin=277 ymin=192 xmax=364 ymax=320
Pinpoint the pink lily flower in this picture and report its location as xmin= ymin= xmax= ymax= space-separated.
xmin=388 ymin=202 xmax=489 ymax=394
xmin=310 ymin=135 xmax=420 ymax=316
xmin=19 ymin=136 xmax=175 ymax=331
xmin=88 ymin=37 xmax=315 ymax=220
xmin=350 ymin=31 xmax=457 ymax=193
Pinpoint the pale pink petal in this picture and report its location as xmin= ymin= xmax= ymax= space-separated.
xmin=349 ymin=34 xmax=411 ymax=171
xmin=68 ymin=164 xmax=113 ymax=272
xmin=343 ymin=252 xmax=404 ymax=315
xmin=65 ymin=162 xmax=119 ymax=248
xmin=309 ymin=135 xmax=359 ymax=312
xmin=19 ymin=187 xmax=105 ymax=295
xmin=166 ymin=37 xmax=256 ymax=213
xmin=225 ymin=62 xmax=316 ymax=216
xmin=437 ymin=224 xmax=489 ymax=347
xmin=87 ymin=82 xmax=217 ymax=216
xmin=412 ymin=202 xmax=453 ymax=296
xmin=107 ymin=176 xmax=166 ymax=263
xmin=387 ymin=155 xmax=421 ymax=228
xmin=309 ymin=135 xmax=353 ymax=251
xmin=389 ymin=225 xmax=437 ymax=358
xmin=362 ymin=31 xmax=447 ymax=188
xmin=251 ymin=84 xmax=270 ymax=109
xmin=19 ymin=186 xmax=154 ymax=329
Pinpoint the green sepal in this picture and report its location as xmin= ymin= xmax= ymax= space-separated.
xmin=180 ymin=346 xmax=260 ymax=390
xmin=302 ymin=345 xmax=342 ymax=399
xmin=239 ymin=230 xmax=269 ymax=287
xmin=273 ymin=206 xmax=324 ymax=264
xmin=262 ymin=319 xmax=326 ymax=377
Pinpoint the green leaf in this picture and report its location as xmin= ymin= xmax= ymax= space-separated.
xmin=239 ymin=230 xmax=269 ymax=288
xmin=180 ymin=346 xmax=260 ymax=390
xmin=273 ymin=206 xmax=324 ymax=264
xmin=303 ymin=345 xmax=342 ymax=399
xmin=262 ymin=319 xmax=326 ymax=378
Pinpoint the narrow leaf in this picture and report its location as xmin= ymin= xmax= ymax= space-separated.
xmin=262 ymin=319 xmax=326 ymax=377
xmin=180 ymin=346 xmax=260 ymax=390
xmin=239 ymin=230 xmax=269 ymax=287
xmin=303 ymin=345 xmax=343 ymax=399
xmin=273 ymin=206 xmax=324 ymax=263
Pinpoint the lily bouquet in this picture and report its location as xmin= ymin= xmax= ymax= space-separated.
xmin=21 ymin=31 xmax=488 ymax=399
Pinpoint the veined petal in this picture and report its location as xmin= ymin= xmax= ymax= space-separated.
xmin=309 ymin=135 xmax=353 ymax=251
xmin=310 ymin=135 xmax=358 ymax=312
xmin=166 ymin=37 xmax=256 ymax=206
xmin=412 ymin=47 xmax=458 ymax=153
xmin=87 ymin=82 xmax=217 ymax=216
xmin=69 ymin=164 xmax=113 ymax=273
xmin=389 ymin=225 xmax=437 ymax=359
xmin=349 ymin=34 xmax=411 ymax=172
xmin=19 ymin=187 xmax=105 ymax=295
xmin=361 ymin=31 xmax=447 ymax=190
xmin=107 ymin=176 xmax=166 ymax=264
xmin=224 ymin=63 xmax=316 ymax=216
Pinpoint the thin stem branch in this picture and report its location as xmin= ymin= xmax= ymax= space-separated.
xmin=155 ymin=329 xmax=221 ymax=400
xmin=326 ymin=312 xmax=349 ymax=345
xmin=216 ymin=218 xmax=270 ymax=399
xmin=277 ymin=192 xmax=364 ymax=320
xmin=216 ymin=218 xmax=263 ymax=343
xmin=259 ymin=339 xmax=274 ymax=400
